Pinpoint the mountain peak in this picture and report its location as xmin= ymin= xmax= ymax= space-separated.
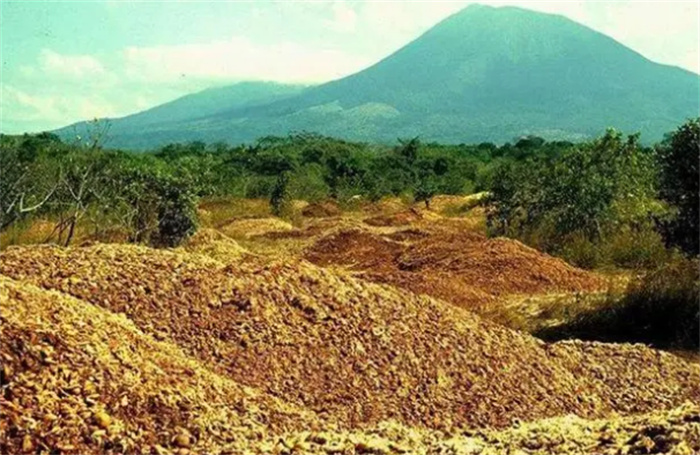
xmin=432 ymin=3 xmax=578 ymax=36
xmin=57 ymin=6 xmax=700 ymax=149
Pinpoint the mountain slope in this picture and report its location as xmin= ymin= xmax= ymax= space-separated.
xmin=115 ymin=81 xmax=307 ymax=127
xmin=58 ymin=81 xmax=307 ymax=148
xmin=59 ymin=5 xmax=700 ymax=148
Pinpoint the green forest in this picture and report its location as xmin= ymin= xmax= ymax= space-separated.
xmin=1 ymin=119 xmax=698 ymax=266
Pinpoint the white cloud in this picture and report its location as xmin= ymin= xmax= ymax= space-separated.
xmin=360 ymin=1 xmax=465 ymax=37
xmin=1 ymin=84 xmax=119 ymax=130
xmin=122 ymin=36 xmax=374 ymax=84
xmin=38 ymin=49 xmax=107 ymax=79
xmin=5 ymin=31 xmax=375 ymax=132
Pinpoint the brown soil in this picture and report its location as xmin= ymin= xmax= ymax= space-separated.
xmin=2 ymin=243 xmax=699 ymax=453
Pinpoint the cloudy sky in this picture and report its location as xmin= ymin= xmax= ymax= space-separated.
xmin=1 ymin=1 xmax=698 ymax=133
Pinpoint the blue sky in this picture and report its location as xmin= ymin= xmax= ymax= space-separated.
xmin=1 ymin=1 xmax=698 ymax=133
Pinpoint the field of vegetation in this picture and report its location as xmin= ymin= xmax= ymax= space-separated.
xmin=1 ymin=119 xmax=698 ymax=454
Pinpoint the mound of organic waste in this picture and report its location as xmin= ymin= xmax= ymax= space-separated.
xmin=384 ymin=228 xmax=432 ymax=242
xmin=257 ymin=228 xmax=310 ymax=240
xmin=363 ymin=269 xmax=496 ymax=307
xmin=262 ymin=403 xmax=700 ymax=455
xmin=365 ymin=197 xmax=408 ymax=215
xmin=180 ymin=228 xmax=249 ymax=262
xmin=306 ymin=229 xmax=604 ymax=307
xmin=4 ymin=274 xmax=698 ymax=455
xmin=398 ymin=232 xmax=604 ymax=296
xmin=303 ymin=228 xmax=403 ymax=271
xmin=547 ymin=340 xmax=700 ymax=414
xmin=0 ymin=276 xmax=316 ymax=455
xmin=219 ymin=217 xmax=293 ymax=238
xmin=302 ymin=201 xmax=342 ymax=218
xmin=2 ymin=243 xmax=698 ymax=436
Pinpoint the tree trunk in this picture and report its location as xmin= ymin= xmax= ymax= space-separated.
xmin=64 ymin=215 xmax=77 ymax=246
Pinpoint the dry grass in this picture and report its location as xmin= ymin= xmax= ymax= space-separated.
xmin=218 ymin=217 xmax=294 ymax=239
xmin=537 ymin=256 xmax=700 ymax=349
xmin=432 ymin=192 xmax=489 ymax=217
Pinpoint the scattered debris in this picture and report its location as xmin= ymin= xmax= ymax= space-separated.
xmin=2 ymin=209 xmax=698 ymax=453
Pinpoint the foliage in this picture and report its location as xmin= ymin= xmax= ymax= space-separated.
xmin=487 ymin=129 xmax=670 ymax=268
xmin=1 ymin=123 xmax=696 ymax=263
xmin=0 ymin=133 xmax=62 ymax=230
xmin=270 ymin=172 xmax=291 ymax=217
xmin=118 ymin=163 xmax=199 ymax=247
xmin=657 ymin=118 xmax=700 ymax=256
xmin=0 ymin=134 xmax=199 ymax=248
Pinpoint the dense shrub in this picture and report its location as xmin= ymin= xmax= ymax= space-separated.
xmin=487 ymin=130 xmax=669 ymax=269
xmin=118 ymin=165 xmax=199 ymax=247
xmin=559 ymin=226 xmax=669 ymax=270
xmin=270 ymin=172 xmax=291 ymax=217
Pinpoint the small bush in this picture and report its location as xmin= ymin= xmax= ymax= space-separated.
xmin=287 ymin=163 xmax=329 ymax=203
xmin=244 ymin=176 xmax=276 ymax=199
xmin=270 ymin=173 xmax=292 ymax=218
xmin=536 ymin=255 xmax=699 ymax=349
xmin=153 ymin=178 xmax=199 ymax=247
xmin=120 ymin=167 xmax=199 ymax=248
xmin=657 ymin=118 xmax=699 ymax=256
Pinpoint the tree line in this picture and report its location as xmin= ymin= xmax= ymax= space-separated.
xmin=0 ymin=129 xmax=574 ymax=246
xmin=1 ymin=119 xmax=697 ymax=262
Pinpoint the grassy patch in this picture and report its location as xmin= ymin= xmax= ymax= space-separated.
xmin=535 ymin=255 xmax=699 ymax=349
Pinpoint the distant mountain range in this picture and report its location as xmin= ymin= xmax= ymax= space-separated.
xmin=58 ymin=4 xmax=700 ymax=149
